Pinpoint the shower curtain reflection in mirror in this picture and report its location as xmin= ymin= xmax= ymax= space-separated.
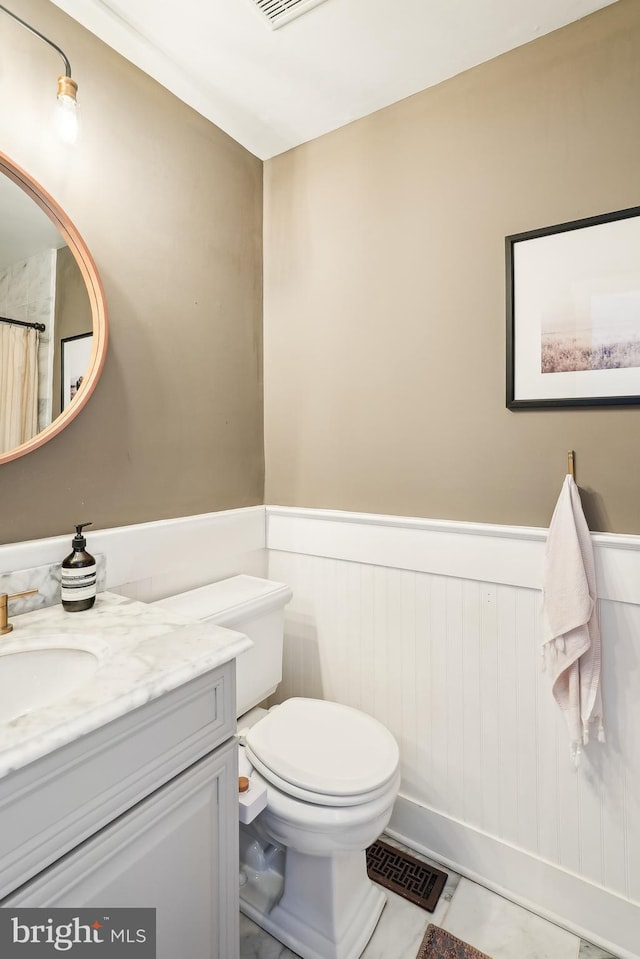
xmin=0 ymin=323 xmax=39 ymax=453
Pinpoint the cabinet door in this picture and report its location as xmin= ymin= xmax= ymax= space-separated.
xmin=4 ymin=741 xmax=239 ymax=959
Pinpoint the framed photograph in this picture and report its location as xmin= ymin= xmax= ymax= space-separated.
xmin=61 ymin=332 xmax=93 ymax=410
xmin=506 ymin=205 xmax=640 ymax=409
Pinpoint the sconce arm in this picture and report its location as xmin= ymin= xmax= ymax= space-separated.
xmin=0 ymin=3 xmax=72 ymax=77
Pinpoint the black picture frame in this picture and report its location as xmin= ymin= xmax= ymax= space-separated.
xmin=506 ymin=205 xmax=640 ymax=409
xmin=61 ymin=332 xmax=93 ymax=411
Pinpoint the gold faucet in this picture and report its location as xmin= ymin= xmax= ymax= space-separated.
xmin=0 ymin=589 xmax=39 ymax=635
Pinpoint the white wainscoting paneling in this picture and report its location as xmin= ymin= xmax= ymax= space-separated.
xmin=0 ymin=506 xmax=267 ymax=603
xmin=265 ymin=506 xmax=640 ymax=958
xmin=267 ymin=505 xmax=640 ymax=604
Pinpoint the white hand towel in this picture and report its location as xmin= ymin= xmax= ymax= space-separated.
xmin=542 ymin=474 xmax=604 ymax=765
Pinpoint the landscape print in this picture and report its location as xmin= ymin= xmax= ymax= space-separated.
xmin=507 ymin=208 xmax=640 ymax=407
xmin=541 ymin=290 xmax=640 ymax=374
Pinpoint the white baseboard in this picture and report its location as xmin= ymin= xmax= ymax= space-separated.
xmin=388 ymin=794 xmax=640 ymax=959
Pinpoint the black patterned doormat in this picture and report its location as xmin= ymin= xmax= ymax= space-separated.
xmin=416 ymin=924 xmax=492 ymax=959
xmin=366 ymin=839 xmax=448 ymax=912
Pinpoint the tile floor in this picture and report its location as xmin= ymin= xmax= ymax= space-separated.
xmin=239 ymin=836 xmax=617 ymax=959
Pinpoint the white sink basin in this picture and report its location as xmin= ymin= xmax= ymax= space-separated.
xmin=0 ymin=641 xmax=100 ymax=724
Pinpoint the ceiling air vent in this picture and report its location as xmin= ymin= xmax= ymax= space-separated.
xmin=250 ymin=0 xmax=330 ymax=30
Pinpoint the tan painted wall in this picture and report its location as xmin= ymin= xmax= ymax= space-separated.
xmin=0 ymin=0 xmax=263 ymax=544
xmin=264 ymin=0 xmax=640 ymax=533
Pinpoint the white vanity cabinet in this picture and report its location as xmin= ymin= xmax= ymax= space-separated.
xmin=0 ymin=663 xmax=239 ymax=959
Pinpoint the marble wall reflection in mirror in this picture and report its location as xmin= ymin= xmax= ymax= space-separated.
xmin=0 ymin=152 xmax=108 ymax=463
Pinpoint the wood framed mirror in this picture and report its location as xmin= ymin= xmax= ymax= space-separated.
xmin=0 ymin=150 xmax=108 ymax=464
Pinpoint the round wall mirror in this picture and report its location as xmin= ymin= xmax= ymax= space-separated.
xmin=0 ymin=151 xmax=108 ymax=464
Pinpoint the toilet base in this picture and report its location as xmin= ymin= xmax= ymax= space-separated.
xmin=240 ymin=839 xmax=386 ymax=959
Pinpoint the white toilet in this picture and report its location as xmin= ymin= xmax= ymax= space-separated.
xmin=154 ymin=575 xmax=400 ymax=959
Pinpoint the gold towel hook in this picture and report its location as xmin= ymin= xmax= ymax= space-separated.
xmin=568 ymin=450 xmax=575 ymax=480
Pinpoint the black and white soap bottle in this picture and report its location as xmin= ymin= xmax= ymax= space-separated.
xmin=61 ymin=522 xmax=97 ymax=611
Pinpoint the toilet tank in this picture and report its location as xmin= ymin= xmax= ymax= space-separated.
xmin=153 ymin=575 xmax=292 ymax=717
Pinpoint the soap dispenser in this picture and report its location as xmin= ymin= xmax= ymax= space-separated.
xmin=61 ymin=522 xmax=97 ymax=611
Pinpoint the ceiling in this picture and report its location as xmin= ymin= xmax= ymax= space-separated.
xmin=50 ymin=0 xmax=618 ymax=160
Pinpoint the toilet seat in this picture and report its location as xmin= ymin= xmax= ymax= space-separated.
xmin=244 ymin=698 xmax=399 ymax=807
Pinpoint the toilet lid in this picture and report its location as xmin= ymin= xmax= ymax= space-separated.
xmin=244 ymin=698 xmax=399 ymax=799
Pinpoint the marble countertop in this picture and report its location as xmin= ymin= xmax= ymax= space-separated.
xmin=0 ymin=591 xmax=251 ymax=778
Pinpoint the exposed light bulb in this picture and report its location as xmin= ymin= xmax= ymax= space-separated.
xmin=56 ymin=75 xmax=79 ymax=144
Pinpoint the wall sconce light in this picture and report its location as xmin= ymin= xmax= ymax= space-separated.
xmin=0 ymin=2 xmax=79 ymax=144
